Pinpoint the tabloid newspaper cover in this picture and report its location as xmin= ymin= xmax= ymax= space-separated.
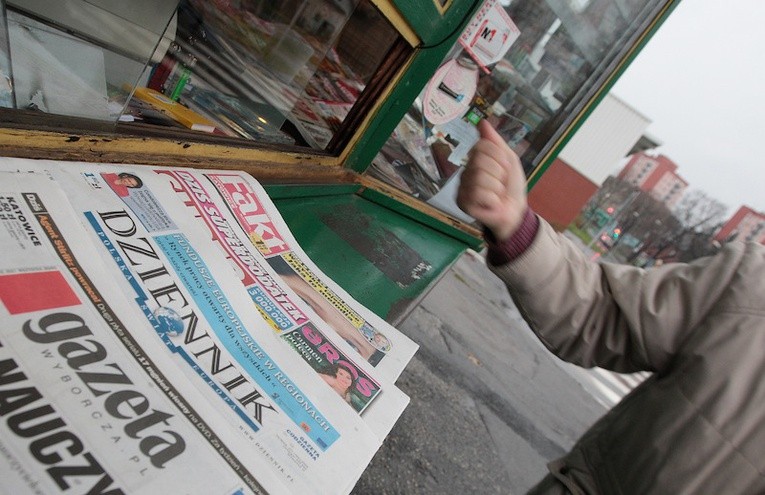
xmin=0 ymin=159 xmax=390 ymax=494
xmin=0 ymin=172 xmax=288 ymax=494
xmin=147 ymin=168 xmax=411 ymax=439
xmin=195 ymin=171 xmax=419 ymax=382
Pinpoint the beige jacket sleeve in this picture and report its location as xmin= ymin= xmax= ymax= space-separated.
xmin=489 ymin=219 xmax=749 ymax=373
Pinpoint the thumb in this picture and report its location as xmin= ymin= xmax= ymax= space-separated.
xmin=477 ymin=119 xmax=509 ymax=150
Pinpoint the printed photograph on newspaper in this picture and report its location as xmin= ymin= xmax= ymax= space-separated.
xmin=0 ymin=158 xmax=381 ymax=495
xmin=0 ymin=172 xmax=288 ymax=494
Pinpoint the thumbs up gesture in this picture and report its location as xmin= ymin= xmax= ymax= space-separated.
xmin=457 ymin=120 xmax=528 ymax=241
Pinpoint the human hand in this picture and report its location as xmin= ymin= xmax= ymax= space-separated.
xmin=456 ymin=119 xmax=528 ymax=241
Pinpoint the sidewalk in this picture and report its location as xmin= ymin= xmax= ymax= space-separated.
xmin=353 ymin=249 xmax=639 ymax=494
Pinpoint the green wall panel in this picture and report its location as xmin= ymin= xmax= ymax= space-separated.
xmin=273 ymin=192 xmax=468 ymax=323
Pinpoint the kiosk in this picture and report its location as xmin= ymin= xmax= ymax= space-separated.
xmin=0 ymin=0 xmax=679 ymax=322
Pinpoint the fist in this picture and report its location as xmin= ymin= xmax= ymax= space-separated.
xmin=456 ymin=119 xmax=528 ymax=241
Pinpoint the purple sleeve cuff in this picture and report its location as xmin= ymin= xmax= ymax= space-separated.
xmin=484 ymin=207 xmax=540 ymax=266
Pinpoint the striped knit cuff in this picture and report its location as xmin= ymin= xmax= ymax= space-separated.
xmin=484 ymin=207 xmax=540 ymax=266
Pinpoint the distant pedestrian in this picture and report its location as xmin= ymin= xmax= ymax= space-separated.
xmin=456 ymin=120 xmax=765 ymax=494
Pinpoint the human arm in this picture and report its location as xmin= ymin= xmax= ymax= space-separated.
xmin=457 ymin=121 xmax=749 ymax=373
xmin=456 ymin=119 xmax=529 ymax=242
xmin=490 ymin=221 xmax=749 ymax=372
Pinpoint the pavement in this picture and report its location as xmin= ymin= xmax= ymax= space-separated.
xmin=352 ymin=249 xmax=645 ymax=494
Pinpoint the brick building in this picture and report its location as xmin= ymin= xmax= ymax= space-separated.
xmin=617 ymin=152 xmax=688 ymax=208
xmin=714 ymin=206 xmax=765 ymax=245
xmin=528 ymin=93 xmax=653 ymax=229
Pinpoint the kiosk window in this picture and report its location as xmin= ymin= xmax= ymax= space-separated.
xmin=1 ymin=0 xmax=404 ymax=153
xmin=367 ymin=0 xmax=667 ymax=217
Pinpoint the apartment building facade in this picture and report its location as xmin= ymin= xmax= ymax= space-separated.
xmin=715 ymin=206 xmax=765 ymax=245
xmin=617 ymin=152 xmax=688 ymax=208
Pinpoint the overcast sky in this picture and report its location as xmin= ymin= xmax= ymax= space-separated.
xmin=609 ymin=0 xmax=765 ymax=214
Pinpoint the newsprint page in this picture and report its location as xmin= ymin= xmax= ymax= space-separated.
xmin=0 ymin=158 xmax=418 ymax=494
xmin=0 ymin=173 xmax=288 ymax=494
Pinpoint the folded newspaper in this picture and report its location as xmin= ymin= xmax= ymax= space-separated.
xmin=0 ymin=158 xmax=419 ymax=494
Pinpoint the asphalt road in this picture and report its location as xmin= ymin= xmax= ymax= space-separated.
xmin=352 ymin=250 xmax=610 ymax=495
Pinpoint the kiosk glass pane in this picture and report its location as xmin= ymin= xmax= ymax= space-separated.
xmin=1 ymin=0 xmax=402 ymax=151
xmin=366 ymin=0 xmax=667 ymax=220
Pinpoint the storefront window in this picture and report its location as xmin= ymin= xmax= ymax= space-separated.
xmin=367 ymin=0 xmax=667 ymax=219
xmin=1 ymin=0 xmax=403 ymax=151
xmin=4 ymin=0 xmax=180 ymax=121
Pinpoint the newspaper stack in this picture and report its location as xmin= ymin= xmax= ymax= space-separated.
xmin=0 ymin=158 xmax=418 ymax=494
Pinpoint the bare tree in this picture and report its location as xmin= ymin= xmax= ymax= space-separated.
xmin=673 ymin=190 xmax=728 ymax=232
xmin=576 ymin=179 xmax=728 ymax=264
xmin=641 ymin=190 xmax=727 ymax=263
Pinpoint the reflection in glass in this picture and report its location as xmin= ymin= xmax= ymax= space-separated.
xmin=0 ymin=1 xmax=14 ymax=108
xmin=5 ymin=0 xmax=179 ymax=121
xmin=146 ymin=0 xmax=400 ymax=148
xmin=1 ymin=0 xmax=401 ymax=150
xmin=367 ymin=0 xmax=666 ymax=218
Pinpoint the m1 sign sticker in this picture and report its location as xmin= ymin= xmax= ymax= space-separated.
xmin=459 ymin=0 xmax=520 ymax=73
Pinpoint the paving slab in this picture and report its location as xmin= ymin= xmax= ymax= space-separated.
xmin=353 ymin=252 xmax=609 ymax=494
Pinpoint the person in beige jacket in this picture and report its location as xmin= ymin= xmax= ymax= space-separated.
xmin=456 ymin=120 xmax=765 ymax=494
